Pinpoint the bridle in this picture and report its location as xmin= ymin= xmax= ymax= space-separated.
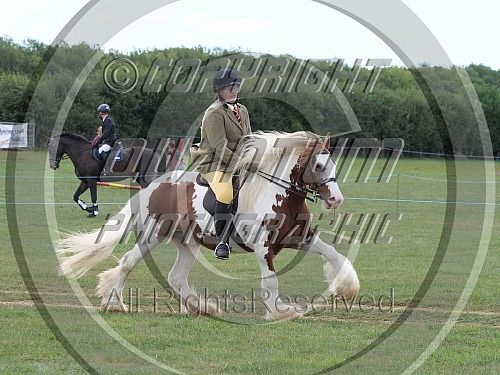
xmin=255 ymin=151 xmax=337 ymax=203
xmin=47 ymin=137 xmax=91 ymax=167
xmin=47 ymin=140 xmax=67 ymax=168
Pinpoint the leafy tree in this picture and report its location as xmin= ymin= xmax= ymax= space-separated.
xmin=0 ymin=35 xmax=497 ymax=157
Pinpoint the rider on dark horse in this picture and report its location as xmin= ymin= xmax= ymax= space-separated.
xmin=94 ymin=104 xmax=117 ymax=174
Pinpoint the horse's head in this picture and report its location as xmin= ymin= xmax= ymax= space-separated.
xmin=47 ymin=136 xmax=64 ymax=170
xmin=297 ymin=133 xmax=343 ymax=209
xmin=236 ymin=131 xmax=343 ymax=210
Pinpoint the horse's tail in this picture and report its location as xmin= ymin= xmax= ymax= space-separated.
xmin=57 ymin=202 xmax=133 ymax=278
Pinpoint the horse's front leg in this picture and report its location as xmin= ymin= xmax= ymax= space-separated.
xmin=86 ymin=179 xmax=99 ymax=218
xmin=73 ymin=180 xmax=90 ymax=211
xmin=254 ymin=245 xmax=305 ymax=321
xmin=300 ymin=235 xmax=360 ymax=300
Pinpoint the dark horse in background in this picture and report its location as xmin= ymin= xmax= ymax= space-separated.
xmin=48 ymin=133 xmax=167 ymax=217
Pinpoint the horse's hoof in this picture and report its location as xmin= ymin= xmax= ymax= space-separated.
xmin=266 ymin=308 xmax=304 ymax=321
xmin=266 ymin=303 xmax=305 ymax=321
xmin=86 ymin=213 xmax=97 ymax=218
xmin=199 ymin=301 xmax=221 ymax=316
xmin=100 ymin=303 xmax=128 ymax=312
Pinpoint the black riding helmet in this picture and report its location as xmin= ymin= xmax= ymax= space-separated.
xmin=97 ymin=103 xmax=110 ymax=114
xmin=212 ymin=68 xmax=241 ymax=93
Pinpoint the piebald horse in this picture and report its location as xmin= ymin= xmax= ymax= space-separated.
xmin=57 ymin=131 xmax=359 ymax=320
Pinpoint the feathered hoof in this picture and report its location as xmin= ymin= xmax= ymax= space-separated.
xmin=266 ymin=307 xmax=304 ymax=321
xmin=100 ymin=302 xmax=129 ymax=313
xmin=332 ymin=280 xmax=360 ymax=302
xmin=336 ymin=290 xmax=357 ymax=302
xmin=186 ymin=299 xmax=221 ymax=316
xmin=200 ymin=302 xmax=221 ymax=316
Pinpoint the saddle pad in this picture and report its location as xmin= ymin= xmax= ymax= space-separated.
xmin=91 ymin=147 xmax=124 ymax=163
xmin=113 ymin=147 xmax=124 ymax=162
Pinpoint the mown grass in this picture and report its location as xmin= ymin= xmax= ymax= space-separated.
xmin=1 ymin=150 xmax=499 ymax=374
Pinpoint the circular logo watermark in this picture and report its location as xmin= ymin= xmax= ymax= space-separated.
xmin=5 ymin=0 xmax=494 ymax=373
xmin=103 ymin=57 xmax=139 ymax=94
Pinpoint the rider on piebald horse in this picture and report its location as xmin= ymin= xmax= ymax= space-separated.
xmin=57 ymin=130 xmax=360 ymax=320
xmin=191 ymin=69 xmax=256 ymax=261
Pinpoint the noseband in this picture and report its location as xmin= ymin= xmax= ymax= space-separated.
xmin=309 ymin=176 xmax=337 ymax=190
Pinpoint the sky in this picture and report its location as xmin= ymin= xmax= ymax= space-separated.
xmin=1 ymin=0 xmax=499 ymax=69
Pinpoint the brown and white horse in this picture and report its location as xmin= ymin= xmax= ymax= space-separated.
xmin=57 ymin=131 xmax=359 ymax=321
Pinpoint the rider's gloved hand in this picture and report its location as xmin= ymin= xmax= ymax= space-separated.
xmin=247 ymin=161 xmax=259 ymax=173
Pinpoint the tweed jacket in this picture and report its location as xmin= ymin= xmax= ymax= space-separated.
xmin=191 ymin=100 xmax=252 ymax=174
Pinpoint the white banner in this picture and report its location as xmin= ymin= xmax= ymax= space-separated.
xmin=0 ymin=123 xmax=28 ymax=149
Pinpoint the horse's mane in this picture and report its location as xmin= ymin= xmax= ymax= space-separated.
xmin=57 ymin=132 xmax=91 ymax=144
xmin=236 ymin=131 xmax=326 ymax=209
xmin=235 ymin=131 xmax=325 ymax=173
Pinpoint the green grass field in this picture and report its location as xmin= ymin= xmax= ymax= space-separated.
xmin=1 ymin=150 xmax=499 ymax=374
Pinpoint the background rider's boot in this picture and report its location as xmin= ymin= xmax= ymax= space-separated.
xmin=101 ymin=152 xmax=109 ymax=175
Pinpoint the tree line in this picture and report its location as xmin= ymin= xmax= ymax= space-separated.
xmin=0 ymin=36 xmax=499 ymax=157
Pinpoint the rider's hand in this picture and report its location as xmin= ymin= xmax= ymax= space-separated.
xmin=247 ymin=161 xmax=259 ymax=173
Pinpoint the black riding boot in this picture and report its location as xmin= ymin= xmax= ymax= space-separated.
xmin=101 ymin=151 xmax=109 ymax=175
xmin=214 ymin=201 xmax=233 ymax=260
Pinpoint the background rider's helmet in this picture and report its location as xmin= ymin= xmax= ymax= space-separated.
xmin=97 ymin=104 xmax=111 ymax=114
xmin=212 ymin=69 xmax=241 ymax=93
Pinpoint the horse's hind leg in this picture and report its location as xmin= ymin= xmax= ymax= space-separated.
xmin=168 ymin=238 xmax=219 ymax=316
xmin=97 ymin=242 xmax=156 ymax=312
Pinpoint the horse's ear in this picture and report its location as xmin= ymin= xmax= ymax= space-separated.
xmin=323 ymin=132 xmax=331 ymax=151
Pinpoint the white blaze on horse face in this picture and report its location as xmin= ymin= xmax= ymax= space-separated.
xmin=316 ymin=153 xmax=343 ymax=209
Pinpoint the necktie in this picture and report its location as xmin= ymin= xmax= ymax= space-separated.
xmin=232 ymin=104 xmax=241 ymax=123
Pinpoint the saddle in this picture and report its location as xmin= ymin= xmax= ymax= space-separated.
xmin=195 ymin=174 xmax=253 ymax=252
xmin=91 ymin=144 xmax=124 ymax=164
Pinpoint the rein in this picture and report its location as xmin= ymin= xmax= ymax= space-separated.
xmin=61 ymin=145 xmax=94 ymax=158
xmin=228 ymin=169 xmax=322 ymax=205
xmin=49 ymin=137 xmax=94 ymax=165
xmin=256 ymin=170 xmax=336 ymax=203
xmin=48 ymin=154 xmax=69 ymax=162
xmin=232 ymin=149 xmax=337 ymax=204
